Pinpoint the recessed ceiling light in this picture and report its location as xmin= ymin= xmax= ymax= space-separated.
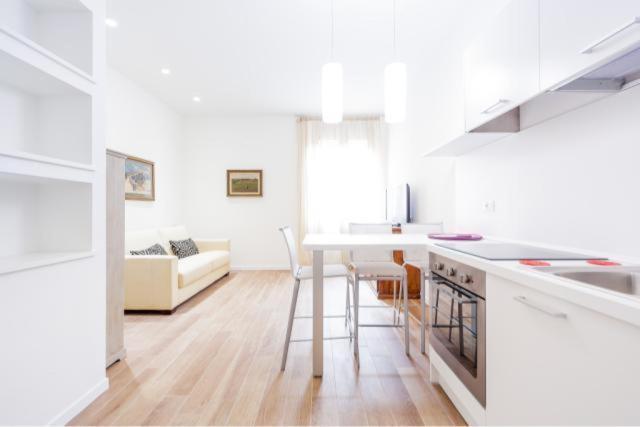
xmin=192 ymin=96 xmax=201 ymax=102
xmin=161 ymin=68 xmax=171 ymax=75
xmin=105 ymin=18 xmax=119 ymax=28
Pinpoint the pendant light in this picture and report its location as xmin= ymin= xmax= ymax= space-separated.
xmin=322 ymin=0 xmax=343 ymax=123
xmin=385 ymin=0 xmax=406 ymax=124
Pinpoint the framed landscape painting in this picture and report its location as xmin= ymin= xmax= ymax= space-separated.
xmin=125 ymin=156 xmax=155 ymax=201
xmin=227 ymin=169 xmax=263 ymax=197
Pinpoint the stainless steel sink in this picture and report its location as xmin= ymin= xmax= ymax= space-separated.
xmin=534 ymin=267 xmax=640 ymax=296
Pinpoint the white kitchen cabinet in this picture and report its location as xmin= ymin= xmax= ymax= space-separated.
xmin=464 ymin=0 xmax=539 ymax=131
xmin=540 ymin=0 xmax=640 ymax=90
xmin=486 ymin=274 xmax=640 ymax=425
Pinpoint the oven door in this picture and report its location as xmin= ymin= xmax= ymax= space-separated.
xmin=430 ymin=273 xmax=486 ymax=407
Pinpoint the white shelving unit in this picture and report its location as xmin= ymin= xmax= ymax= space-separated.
xmin=0 ymin=172 xmax=93 ymax=274
xmin=0 ymin=0 xmax=97 ymax=276
xmin=0 ymin=2 xmax=105 ymax=424
xmin=0 ymin=48 xmax=93 ymax=166
xmin=0 ymin=0 xmax=93 ymax=76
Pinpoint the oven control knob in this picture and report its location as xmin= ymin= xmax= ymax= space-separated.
xmin=432 ymin=262 xmax=444 ymax=271
xmin=459 ymin=273 xmax=473 ymax=284
xmin=446 ymin=267 xmax=457 ymax=277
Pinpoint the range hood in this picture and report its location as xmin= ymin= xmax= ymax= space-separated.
xmin=556 ymin=46 xmax=640 ymax=93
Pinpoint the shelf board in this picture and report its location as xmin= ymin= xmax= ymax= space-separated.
xmin=0 ymin=150 xmax=95 ymax=183
xmin=0 ymin=251 xmax=94 ymax=275
xmin=0 ymin=26 xmax=94 ymax=95
xmin=0 ymin=149 xmax=94 ymax=171
xmin=0 ymin=25 xmax=94 ymax=83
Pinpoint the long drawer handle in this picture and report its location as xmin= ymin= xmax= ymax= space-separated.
xmin=514 ymin=296 xmax=567 ymax=319
xmin=581 ymin=17 xmax=640 ymax=54
xmin=481 ymin=99 xmax=509 ymax=114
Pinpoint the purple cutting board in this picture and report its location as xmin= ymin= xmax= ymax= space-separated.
xmin=428 ymin=233 xmax=483 ymax=241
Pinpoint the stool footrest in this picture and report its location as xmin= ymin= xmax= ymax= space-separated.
xmin=294 ymin=314 xmax=347 ymax=319
xmin=358 ymin=323 xmax=403 ymax=328
xmin=290 ymin=335 xmax=352 ymax=343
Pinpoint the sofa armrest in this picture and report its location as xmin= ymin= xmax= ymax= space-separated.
xmin=124 ymin=255 xmax=178 ymax=310
xmin=194 ymin=238 xmax=230 ymax=252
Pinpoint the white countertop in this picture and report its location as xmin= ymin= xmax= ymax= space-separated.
xmin=303 ymin=232 xmax=432 ymax=250
xmin=303 ymin=233 xmax=640 ymax=328
xmin=430 ymin=239 xmax=640 ymax=328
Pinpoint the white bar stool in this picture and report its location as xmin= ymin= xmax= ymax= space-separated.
xmin=401 ymin=222 xmax=443 ymax=353
xmin=278 ymin=226 xmax=353 ymax=370
xmin=348 ymin=223 xmax=409 ymax=360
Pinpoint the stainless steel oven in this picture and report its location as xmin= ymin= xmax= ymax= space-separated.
xmin=429 ymin=252 xmax=486 ymax=407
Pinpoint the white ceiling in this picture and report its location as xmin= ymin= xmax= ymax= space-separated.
xmin=106 ymin=0 xmax=507 ymax=115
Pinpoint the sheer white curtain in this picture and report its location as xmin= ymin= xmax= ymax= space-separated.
xmin=298 ymin=117 xmax=388 ymax=263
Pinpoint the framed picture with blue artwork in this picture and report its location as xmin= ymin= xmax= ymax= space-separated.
xmin=125 ymin=155 xmax=155 ymax=201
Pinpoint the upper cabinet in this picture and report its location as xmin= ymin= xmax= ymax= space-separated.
xmin=463 ymin=0 xmax=539 ymax=131
xmin=424 ymin=0 xmax=640 ymax=157
xmin=540 ymin=0 xmax=640 ymax=90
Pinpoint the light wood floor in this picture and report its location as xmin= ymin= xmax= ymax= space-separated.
xmin=71 ymin=271 xmax=465 ymax=426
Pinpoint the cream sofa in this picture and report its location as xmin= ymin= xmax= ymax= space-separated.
xmin=124 ymin=225 xmax=230 ymax=312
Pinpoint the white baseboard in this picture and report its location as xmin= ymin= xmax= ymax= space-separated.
xmin=48 ymin=377 xmax=108 ymax=426
xmin=231 ymin=265 xmax=289 ymax=271
xmin=429 ymin=346 xmax=486 ymax=426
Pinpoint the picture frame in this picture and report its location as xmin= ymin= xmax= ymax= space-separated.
xmin=226 ymin=169 xmax=263 ymax=197
xmin=125 ymin=155 xmax=155 ymax=201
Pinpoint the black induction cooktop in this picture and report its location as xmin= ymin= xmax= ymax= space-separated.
xmin=435 ymin=242 xmax=607 ymax=261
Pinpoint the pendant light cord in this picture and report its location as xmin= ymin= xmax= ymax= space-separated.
xmin=330 ymin=0 xmax=335 ymax=60
xmin=393 ymin=0 xmax=397 ymax=59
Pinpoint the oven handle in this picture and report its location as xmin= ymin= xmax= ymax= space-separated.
xmin=514 ymin=296 xmax=567 ymax=319
xmin=433 ymin=279 xmax=478 ymax=303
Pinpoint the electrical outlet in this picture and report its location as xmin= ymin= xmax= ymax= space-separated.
xmin=482 ymin=200 xmax=496 ymax=213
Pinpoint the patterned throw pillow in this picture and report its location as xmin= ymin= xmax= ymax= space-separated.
xmin=130 ymin=243 xmax=167 ymax=256
xmin=169 ymin=238 xmax=199 ymax=259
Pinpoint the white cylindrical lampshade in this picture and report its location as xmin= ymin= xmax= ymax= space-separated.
xmin=322 ymin=62 xmax=343 ymax=124
xmin=384 ymin=62 xmax=407 ymax=123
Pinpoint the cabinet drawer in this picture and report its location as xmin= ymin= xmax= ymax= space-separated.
xmin=486 ymin=274 xmax=640 ymax=425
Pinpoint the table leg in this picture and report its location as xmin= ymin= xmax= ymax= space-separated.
xmin=313 ymin=249 xmax=324 ymax=377
xmin=404 ymin=273 xmax=410 ymax=355
xmin=420 ymin=269 xmax=426 ymax=354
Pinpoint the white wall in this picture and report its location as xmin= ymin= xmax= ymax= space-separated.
xmin=106 ymin=67 xmax=184 ymax=231
xmin=386 ymin=44 xmax=463 ymax=228
xmin=386 ymin=0 xmax=511 ymax=228
xmin=106 ymin=70 xmax=298 ymax=268
xmin=387 ymin=2 xmax=640 ymax=259
xmin=388 ymin=0 xmax=640 ymax=259
xmin=388 ymin=88 xmax=460 ymax=227
xmin=455 ymin=85 xmax=640 ymax=259
xmin=183 ymin=116 xmax=298 ymax=269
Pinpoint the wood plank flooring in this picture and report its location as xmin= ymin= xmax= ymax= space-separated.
xmin=70 ymin=271 xmax=465 ymax=426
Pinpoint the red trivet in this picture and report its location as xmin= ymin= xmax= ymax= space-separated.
xmin=586 ymin=260 xmax=620 ymax=266
xmin=519 ymin=260 xmax=551 ymax=267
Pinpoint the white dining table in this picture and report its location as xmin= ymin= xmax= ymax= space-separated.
xmin=302 ymin=233 xmax=433 ymax=377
